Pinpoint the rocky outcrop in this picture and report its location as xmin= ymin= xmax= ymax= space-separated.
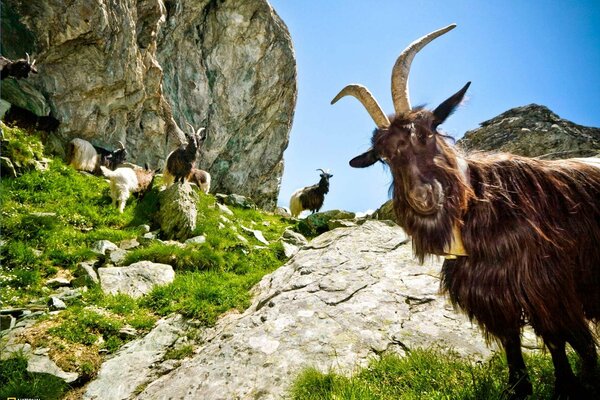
xmin=158 ymin=183 xmax=199 ymax=240
xmin=459 ymin=104 xmax=600 ymax=158
xmin=128 ymin=221 xmax=496 ymax=399
xmin=1 ymin=0 xmax=296 ymax=209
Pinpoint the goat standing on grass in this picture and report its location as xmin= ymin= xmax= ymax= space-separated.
xmin=163 ymin=123 xmax=207 ymax=187
xmin=67 ymin=138 xmax=127 ymax=175
xmin=289 ymin=169 xmax=333 ymax=217
xmin=0 ymin=53 xmax=37 ymax=80
xmin=100 ymin=164 xmax=158 ymax=213
xmin=333 ymin=24 xmax=600 ymax=399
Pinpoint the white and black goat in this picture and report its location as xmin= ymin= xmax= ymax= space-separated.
xmin=67 ymin=138 xmax=127 ymax=175
xmin=100 ymin=164 xmax=158 ymax=213
xmin=289 ymin=169 xmax=333 ymax=217
xmin=163 ymin=123 xmax=207 ymax=187
xmin=0 ymin=53 xmax=37 ymax=80
xmin=187 ymin=168 xmax=211 ymax=194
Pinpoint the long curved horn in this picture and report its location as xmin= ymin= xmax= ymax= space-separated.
xmin=26 ymin=52 xmax=31 ymax=63
xmin=185 ymin=122 xmax=195 ymax=135
xmin=391 ymin=24 xmax=457 ymax=115
xmin=331 ymin=84 xmax=390 ymax=128
xmin=117 ymin=140 xmax=125 ymax=149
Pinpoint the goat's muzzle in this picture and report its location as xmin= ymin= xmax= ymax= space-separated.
xmin=407 ymin=180 xmax=444 ymax=215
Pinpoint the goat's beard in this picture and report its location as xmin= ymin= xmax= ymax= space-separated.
xmin=391 ymin=169 xmax=468 ymax=262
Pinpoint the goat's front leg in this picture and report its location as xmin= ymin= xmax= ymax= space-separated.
xmin=501 ymin=330 xmax=532 ymax=400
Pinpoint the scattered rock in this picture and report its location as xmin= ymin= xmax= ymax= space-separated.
xmin=119 ymin=238 xmax=140 ymax=250
xmin=0 ymin=156 xmax=17 ymax=178
xmin=185 ymin=235 xmax=206 ymax=245
xmin=280 ymin=241 xmax=299 ymax=258
xmin=297 ymin=210 xmax=356 ymax=237
xmin=47 ymin=297 xmax=67 ymax=311
xmin=216 ymin=193 xmax=256 ymax=209
xmin=27 ymin=354 xmax=79 ymax=383
xmin=108 ymin=249 xmax=128 ymax=266
xmin=274 ymin=207 xmax=291 ymax=218
xmin=98 ymin=261 xmax=175 ymax=299
xmin=45 ymin=277 xmax=72 ymax=289
xmin=216 ymin=202 xmax=234 ymax=216
xmin=73 ymin=261 xmax=100 ymax=287
xmin=92 ymin=240 xmax=119 ymax=256
xmin=241 ymin=225 xmax=269 ymax=245
xmin=281 ymin=228 xmax=308 ymax=247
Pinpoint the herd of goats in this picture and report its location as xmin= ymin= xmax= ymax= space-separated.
xmin=3 ymin=23 xmax=600 ymax=399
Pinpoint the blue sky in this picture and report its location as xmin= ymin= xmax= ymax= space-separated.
xmin=270 ymin=1 xmax=600 ymax=214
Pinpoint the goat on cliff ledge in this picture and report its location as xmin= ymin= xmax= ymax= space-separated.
xmin=332 ymin=24 xmax=600 ymax=399
xmin=289 ymin=169 xmax=333 ymax=218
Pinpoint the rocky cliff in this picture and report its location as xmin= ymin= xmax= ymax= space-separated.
xmin=458 ymin=104 xmax=600 ymax=159
xmin=0 ymin=0 xmax=296 ymax=209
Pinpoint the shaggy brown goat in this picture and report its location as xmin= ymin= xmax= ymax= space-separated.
xmin=163 ymin=122 xmax=207 ymax=186
xmin=0 ymin=53 xmax=37 ymax=80
xmin=333 ymin=24 xmax=600 ymax=399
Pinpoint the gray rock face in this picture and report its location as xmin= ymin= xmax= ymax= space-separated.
xmin=97 ymin=261 xmax=175 ymax=298
xmin=137 ymin=221 xmax=492 ymax=400
xmin=459 ymin=104 xmax=600 ymax=158
xmin=158 ymin=183 xmax=198 ymax=240
xmin=84 ymin=315 xmax=187 ymax=400
xmin=3 ymin=0 xmax=296 ymax=209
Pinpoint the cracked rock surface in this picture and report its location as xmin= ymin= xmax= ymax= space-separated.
xmin=137 ymin=220 xmax=493 ymax=400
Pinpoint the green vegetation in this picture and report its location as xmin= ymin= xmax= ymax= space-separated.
xmin=0 ymin=351 xmax=69 ymax=400
xmin=0 ymin=123 xmax=295 ymax=397
xmin=290 ymin=349 xmax=560 ymax=400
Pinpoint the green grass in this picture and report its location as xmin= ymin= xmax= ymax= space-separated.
xmin=290 ymin=349 xmax=563 ymax=400
xmin=0 ymin=351 xmax=69 ymax=400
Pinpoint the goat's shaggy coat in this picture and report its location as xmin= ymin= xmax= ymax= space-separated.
xmin=334 ymin=23 xmax=600 ymax=399
xmin=100 ymin=166 xmax=156 ymax=213
xmin=67 ymin=138 xmax=127 ymax=175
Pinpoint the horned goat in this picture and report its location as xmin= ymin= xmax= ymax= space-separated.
xmin=289 ymin=169 xmax=333 ymax=218
xmin=0 ymin=53 xmax=37 ymax=80
xmin=333 ymin=24 xmax=600 ymax=399
xmin=67 ymin=138 xmax=127 ymax=175
xmin=163 ymin=122 xmax=206 ymax=186
xmin=187 ymin=168 xmax=211 ymax=194
xmin=100 ymin=164 xmax=158 ymax=213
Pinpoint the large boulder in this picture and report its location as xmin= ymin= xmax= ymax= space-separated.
xmin=158 ymin=183 xmax=198 ymax=241
xmin=1 ymin=0 xmax=296 ymax=209
xmin=132 ymin=221 xmax=494 ymax=399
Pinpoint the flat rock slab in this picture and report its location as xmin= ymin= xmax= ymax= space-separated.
xmin=84 ymin=316 xmax=187 ymax=400
xmin=137 ymin=221 xmax=493 ymax=399
xmin=98 ymin=261 xmax=175 ymax=298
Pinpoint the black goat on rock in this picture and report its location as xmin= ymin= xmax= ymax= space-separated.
xmin=163 ymin=122 xmax=207 ymax=186
xmin=289 ymin=169 xmax=333 ymax=217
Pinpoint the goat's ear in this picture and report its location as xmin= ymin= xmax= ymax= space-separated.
xmin=433 ymin=81 xmax=471 ymax=127
xmin=349 ymin=149 xmax=378 ymax=168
